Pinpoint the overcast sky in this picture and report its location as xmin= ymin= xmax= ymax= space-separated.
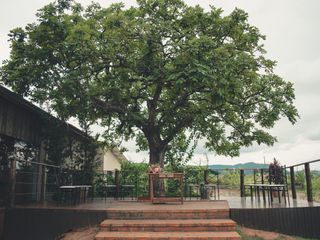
xmin=1 ymin=0 xmax=320 ymax=168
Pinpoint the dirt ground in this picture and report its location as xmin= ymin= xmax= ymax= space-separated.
xmin=60 ymin=225 xmax=305 ymax=240
xmin=239 ymin=226 xmax=297 ymax=240
xmin=59 ymin=227 xmax=98 ymax=240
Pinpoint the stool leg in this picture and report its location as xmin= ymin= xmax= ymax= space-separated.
xmin=277 ymin=187 xmax=281 ymax=203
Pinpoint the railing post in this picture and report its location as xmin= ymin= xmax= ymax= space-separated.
xmin=260 ymin=168 xmax=266 ymax=200
xmin=240 ymin=169 xmax=245 ymax=197
xmin=204 ymin=169 xmax=209 ymax=184
xmin=260 ymin=169 xmax=264 ymax=184
xmin=304 ymin=163 xmax=313 ymax=202
xmin=202 ymin=169 xmax=209 ymax=199
xmin=290 ymin=167 xmax=297 ymax=199
xmin=8 ymin=158 xmax=16 ymax=207
xmin=115 ymin=170 xmax=120 ymax=200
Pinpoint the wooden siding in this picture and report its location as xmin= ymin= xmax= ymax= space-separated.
xmin=4 ymin=208 xmax=107 ymax=240
xmin=0 ymin=95 xmax=41 ymax=145
xmin=0 ymin=208 xmax=4 ymax=240
xmin=231 ymin=207 xmax=320 ymax=238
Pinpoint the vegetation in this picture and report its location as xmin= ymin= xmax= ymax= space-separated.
xmin=268 ymin=158 xmax=283 ymax=184
xmin=1 ymin=0 xmax=298 ymax=167
xmin=291 ymin=170 xmax=320 ymax=202
xmin=93 ymin=159 xmax=320 ymax=201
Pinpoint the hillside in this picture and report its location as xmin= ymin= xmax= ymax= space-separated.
xmin=209 ymin=162 xmax=268 ymax=170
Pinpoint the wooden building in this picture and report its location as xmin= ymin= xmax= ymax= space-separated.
xmin=0 ymin=85 xmax=97 ymax=207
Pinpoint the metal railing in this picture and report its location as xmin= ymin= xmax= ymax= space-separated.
xmin=285 ymin=159 xmax=320 ymax=202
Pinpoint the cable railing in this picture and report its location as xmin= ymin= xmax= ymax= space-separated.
xmin=2 ymin=156 xmax=320 ymax=206
xmin=286 ymin=159 xmax=320 ymax=202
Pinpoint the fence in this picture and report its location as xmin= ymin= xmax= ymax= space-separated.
xmin=94 ymin=161 xmax=320 ymax=203
xmin=1 ymin=158 xmax=96 ymax=206
xmin=3 ymin=158 xmax=320 ymax=204
xmin=286 ymin=159 xmax=320 ymax=202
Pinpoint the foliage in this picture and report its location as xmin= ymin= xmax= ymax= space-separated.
xmin=40 ymin=115 xmax=100 ymax=186
xmin=120 ymin=161 xmax=149 ymax=197
xmin=164 ymin=132 xmax=199 ymax=171
xmin=183 ymin=165 xmax=206 ymax=184
xmin=93 ymin=171 xmax=115 ymax=197
xmin=295 ymin=170 xmax=305 ymax=189
xmin=0 ymin=135 xmax=17 ymax=169
xmin=220 ymin=170 xmax=240 ymax=187
xmin=0 ymin=0 xmax=298 ymax=166
xmin=311 ymin=172 xmax=320 ymax=201
xmin=294 ymin=170 xmax=320 ymax=201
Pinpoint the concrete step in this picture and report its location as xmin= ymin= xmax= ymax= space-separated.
xmin=95 ymin=231 xmax=241 ymax=240
xmin=106 ymin=209 xmax=229 ymax=219
xmin=100 ymin=219 xmax=237 ymax=232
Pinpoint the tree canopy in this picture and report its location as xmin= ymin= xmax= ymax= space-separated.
xmin=0 ymin=0 xmax=298 ymax=166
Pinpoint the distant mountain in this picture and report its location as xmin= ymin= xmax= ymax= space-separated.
xmin=209 ymin=162 xmax=268 ymax=170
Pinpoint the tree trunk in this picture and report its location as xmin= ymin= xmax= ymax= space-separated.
xmin=149 ymin=145 xmax=166 ymax=168
xmin=149 ymin=144 xmax=167 ymax=197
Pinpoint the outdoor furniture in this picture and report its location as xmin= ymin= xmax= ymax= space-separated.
xmin=149 ymin=172 xmax=184 ymax=204
xmin=78 ymin=185 xmax=92 ymax=203
xmin=187 ymin=184 xmax=201 ymax=200
xmin=103 ymin=184 xmax=135 ymax=200
xmin=245 ymin=183 xmax=289 ymax=204
xmin=203 ymin=184 xmax=218 ymax=200
xmin=59 ymin=186 xmax=79 ymax=205
xmin=102 ymin=184 xmax=117 ymax=201
xmin=186 ymin=183 xmax=218 ymax=200
xmin=120 ymin=184 xmax=135 ymax=200
xmin=244 ymin=167 xmax=290 ymax=205
xmin=58 ymin=185 xmax=92 ymax=205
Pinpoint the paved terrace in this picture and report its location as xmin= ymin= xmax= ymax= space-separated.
xmin=7 ymin=198 xmax=320 ymax=239
xmin=15 ymin=197 xmax=320 ymax=210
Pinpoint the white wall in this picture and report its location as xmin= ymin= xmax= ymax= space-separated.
xmin=96 ymin=148 xmax=121 ymax=171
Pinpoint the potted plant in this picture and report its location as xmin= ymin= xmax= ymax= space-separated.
xmin=268 ymin=158 xmax=283 ymax=184
xmin=148 ymin=164 xmax=161 ymax=174
xmin=268 ymin=158 xmax=284 ymax=199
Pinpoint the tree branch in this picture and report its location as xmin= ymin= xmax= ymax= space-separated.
xmin=93 ymin=98 xmax=125 ymax=114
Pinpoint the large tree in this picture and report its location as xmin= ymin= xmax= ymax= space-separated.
xmin=1 ymin=0 xmax=298 ymax=167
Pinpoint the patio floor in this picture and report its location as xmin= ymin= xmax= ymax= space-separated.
xmin=15 ymin=197 xmax=320 ymax=211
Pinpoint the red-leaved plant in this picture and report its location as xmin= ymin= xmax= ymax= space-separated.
xmin=268 ymin=158 xmax=283 ymax=184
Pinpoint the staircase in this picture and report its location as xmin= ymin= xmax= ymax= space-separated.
xmin=94 ymin=201 xmax=241 ymax=239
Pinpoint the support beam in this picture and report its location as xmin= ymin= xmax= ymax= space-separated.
xmin=290 ymin=167 xmax=297 ymax=199
xmin=240 ymin=169 xmax=245 ymax=197
xmin=115 ymin=170 xmax=120 ymax=200
xmin=8 ymin=158 xmax=16 ymax=207
xmin=304 ymin=163 xmax=313 ymax=202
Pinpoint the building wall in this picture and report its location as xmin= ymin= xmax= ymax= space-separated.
xmin=0 ymin=95 xmax=41 ymax=145
xmin=0 ymin=208 xmax=4 ymax=240
xmin=96 ymin=148 xmax=121 ymax=172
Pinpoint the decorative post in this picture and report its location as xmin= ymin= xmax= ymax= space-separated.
xmin=240 ymin=169 xmax=245 ymax=197
xmin=290 ymin=167 xmax=297 ymax=199
xmin=304 ymin=163 xmax=313 ymax=202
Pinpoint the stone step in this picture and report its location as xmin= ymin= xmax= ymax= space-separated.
xmin=100 ymin=219 xmax=236 ymax=232
xmin=95 ymin=231 xmax=241 ymax=240
xmin=106 ymin=209 xmax=229 ymax=219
